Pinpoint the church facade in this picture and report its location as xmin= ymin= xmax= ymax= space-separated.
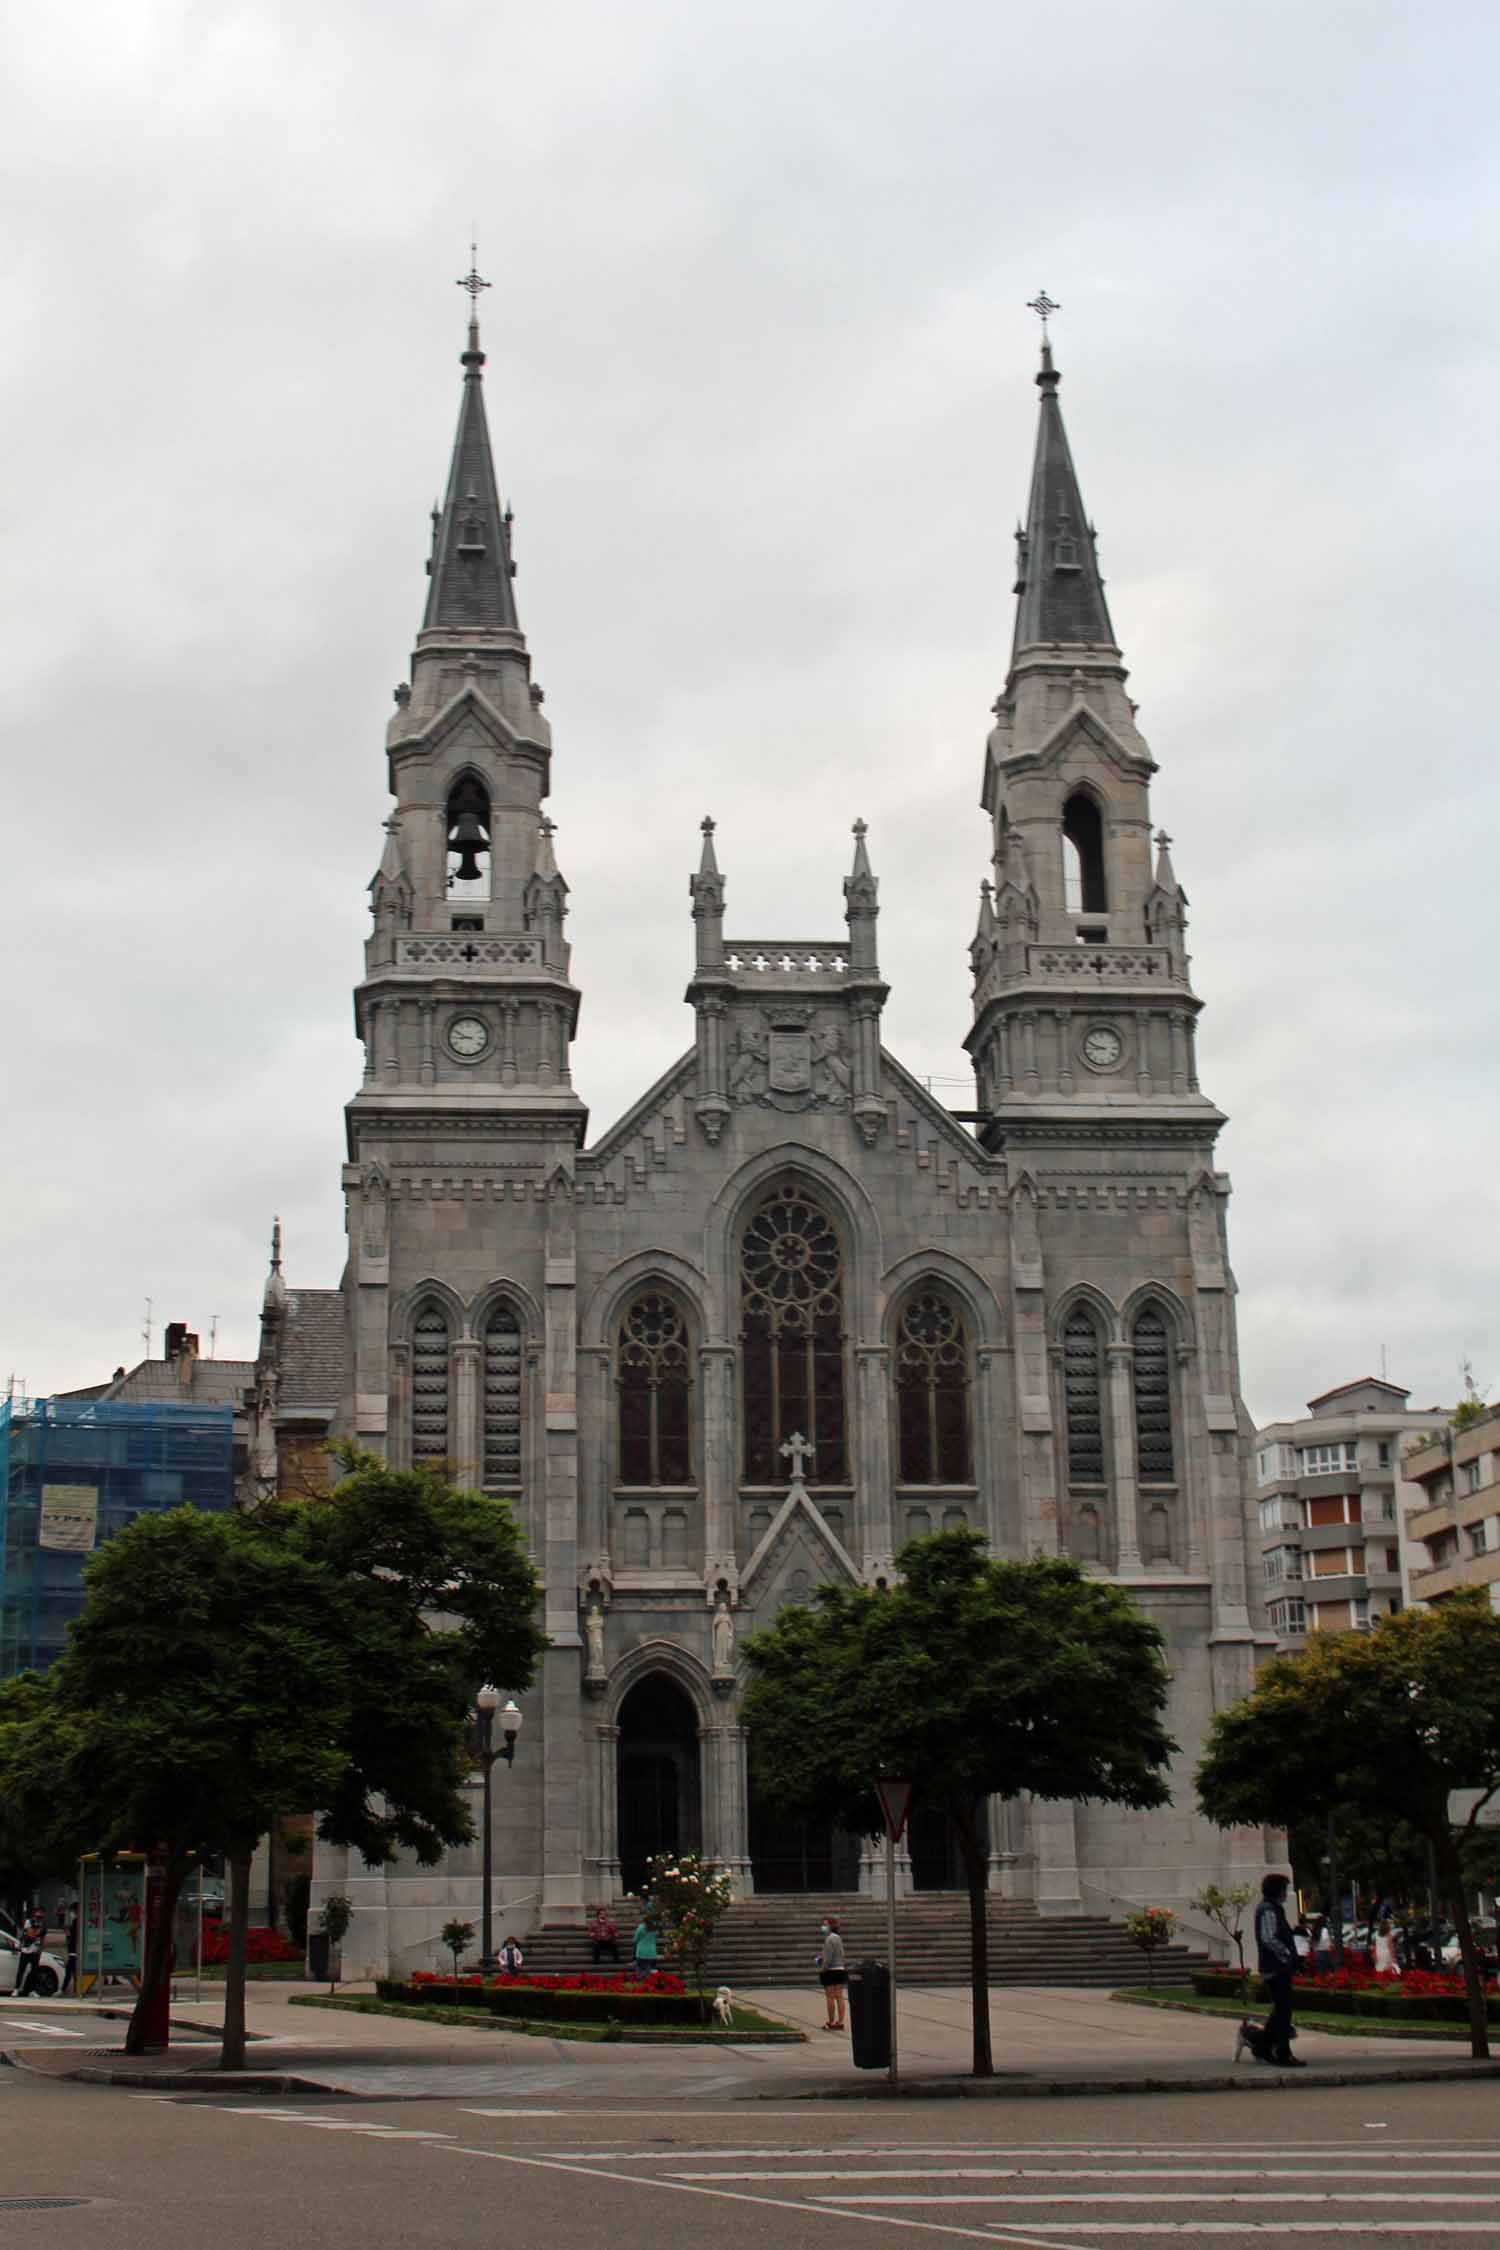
xmin=278 ymin=305 xmax=1271 ymax=1972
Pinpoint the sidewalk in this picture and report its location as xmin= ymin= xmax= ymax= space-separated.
xmin=6 ymin=1981 xmax=1500 ymax=2102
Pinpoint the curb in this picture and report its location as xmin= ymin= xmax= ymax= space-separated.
xmin=2 ymin=2050 xmax=351 ymax=2097
xmin=791 ymin=2058 xmax=1500 ymax=2101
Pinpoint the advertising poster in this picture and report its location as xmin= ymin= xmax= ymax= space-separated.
xmin=78 ymin=1859 xmax=144 ymax=1989
xmin=38 ymin=1484 xmax=99 ymax=1553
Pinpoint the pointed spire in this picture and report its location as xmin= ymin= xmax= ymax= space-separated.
xmin=533 ymin=814 xmax=560 ymax=883
xmin=975 ymin=878 xmax=996 ymax=943
xmin=376 ymin=815 xmax=404 ymax=886
xmin=263 ymin=1215 xmax=287 ymax=1314
xmin=1153 ymin=827 xmax=1179 ymax=894
xmin=844 ymin=818 xmax=879 ymax=974
xmin=1011 ymin=335 xmax=1115 ymax=656
xmin=422 ymin=286 xmax=520 ymax=635
xmin=697 ymin=814 xmax=721 ymax=881
xmin=690 ymin=815 xmax=726 ymax=969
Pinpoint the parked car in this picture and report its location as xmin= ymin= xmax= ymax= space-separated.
xmin=0 ymin=1930 xmax=65 ymax=1998
xmin=1441 ymin=1921 xmax=1498 ymax=1971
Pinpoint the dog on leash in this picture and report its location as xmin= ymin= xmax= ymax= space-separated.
xmin=713 ymin=1985 xmax=735 ymax=2027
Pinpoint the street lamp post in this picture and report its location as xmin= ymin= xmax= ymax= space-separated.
xmin=474 ymin=1686 xmax=523 ymax=1975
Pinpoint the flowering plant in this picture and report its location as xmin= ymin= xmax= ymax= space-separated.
xmin=638 ymin=1852 xmax=735 ymax=2020
xmin=1123 ymin=1904 xmax=1178 ymax=1990
xmin=201 ymin=1926 xmax=302 ymax=1966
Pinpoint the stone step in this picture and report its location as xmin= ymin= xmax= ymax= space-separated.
xmin=518 ymin=1897 xmax=1207 ymax=1988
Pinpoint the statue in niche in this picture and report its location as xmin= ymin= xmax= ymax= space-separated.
xmin=712 ymin=1600 xmax=735 ymax=1676
xmin=728 ymin=1023 xmax=769 ymax=1105
xmin=811 ymin=1023 xmax=852 ymax=1107
xmin=584 ymin=1601 xmax=606 ymax=1679
xmin=361 ymin=1167 xmax=389 ymax=1257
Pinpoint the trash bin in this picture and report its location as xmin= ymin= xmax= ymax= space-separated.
xmin=306 ymin=1930 xmax=330 ymax=1983
xmin=847 ymin=1957 xmax=891 ymax=2070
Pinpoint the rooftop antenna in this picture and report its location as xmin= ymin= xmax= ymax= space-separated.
xmin=209 ymin=1314 xmax=220 ymax=1360
xmin=142 ymin=1295 xmax=153 ymax=1359
xmin=1380 ymin=1342 xmax=1388 ymax=1382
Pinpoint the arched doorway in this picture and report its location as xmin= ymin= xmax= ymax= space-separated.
xmin=616 ymin=1675 xmax=702 ymax=1897
xmin=747 ymin=1768 xmax=861 ymax=1893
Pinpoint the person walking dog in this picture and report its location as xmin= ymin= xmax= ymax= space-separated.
xmin=1237 ymin=1871 xmax=1303 ymax=2067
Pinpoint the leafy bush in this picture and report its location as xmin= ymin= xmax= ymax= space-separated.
xmin=379 ymin=1974 xmax=701 ymax=2025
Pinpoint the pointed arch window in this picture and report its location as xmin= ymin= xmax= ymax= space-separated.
xmin=1132 ymin=1306 xmax=1175 ymax=1482
xmin=483 ymin=1301 xmax=524 ymax=1487
xmin=410 ymin=1302 xmax=451 ymax=1465
xmin=895 ymin=1289 xmax=972 ymax=1484
xmin=740 ymin=1184 xmax=847 ymax=1484
xmin=1063 ymin=1306 xmax=1106 ymax=1482
xmin=617 ymin=1292 xmax=693 ymax=1486
xmin=1062 ymin=791 xmax=1107 ymax=916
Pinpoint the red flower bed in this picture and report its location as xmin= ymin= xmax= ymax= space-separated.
xmin=1295 ymin=1962 xmax=1493 ymax=1998
xmin=200 ymin=1926 xmax=303 ymax=1966
xmin=408 ymin=1968 xmax=685 ymax=1995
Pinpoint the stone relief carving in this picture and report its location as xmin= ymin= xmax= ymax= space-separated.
xmin=728 ymin=1011 xmax=851 ymax=1113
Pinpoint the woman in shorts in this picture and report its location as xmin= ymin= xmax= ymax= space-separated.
xmin=819 ymin=1917 xmax=848 ymax=2030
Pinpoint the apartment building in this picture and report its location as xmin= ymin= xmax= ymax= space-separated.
xmin=1254 ymin=1378 xmax=1448 ymax=1650
xmin=1402 ymin=1404 xmax=1500 ymax=1609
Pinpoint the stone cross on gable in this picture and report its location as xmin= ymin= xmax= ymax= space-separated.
xmin=781 ymin=1431 xmax=814 ymax=1483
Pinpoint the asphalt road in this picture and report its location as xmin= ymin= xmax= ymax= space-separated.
xmin=5 ymin=2070 xmax=1500 ymax=2249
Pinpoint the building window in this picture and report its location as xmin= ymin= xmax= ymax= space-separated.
xmin=1300 ymin=1441 xmax=1359 ymax=1475
xmin=895 ymin=1289 xmax=972 ymax=1484
xmin=1378 ymin=1440 xmax=1392 ymax=1467
xmin=617 ymin=1292 xmax=693 ymax=1486
xmin=1132 ymin=1307 xmax=1174 ymax=1481
xmin=740 ymin=1184 xmax=847 ymax=1484
xmin=410 ymin=1302 xmax=451 ymax=1464
xmin=1062 ymin=792 xmax=1108 ymax=916
xmin=482 ymin=1302 xmax=523 ymax=1487
xmin=1467 ymin=1461 xmax=1484 ymax=1495
xmin=1063 ymin=1307 xmax=1105 ymax=1482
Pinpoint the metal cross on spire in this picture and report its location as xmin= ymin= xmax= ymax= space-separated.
xmin=1027 ymin=290 xmax=1059 ymax=338
xmin=457 ymin=240 xmax=491 ymax=311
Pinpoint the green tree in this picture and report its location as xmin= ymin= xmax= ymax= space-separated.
xmin=1197 ymin=1593 xmax=1500 ymax=2058
xmin=440 ymin=1915 xmax=476 ymax=1983
xmin=320 ymin=1892 xmax=353 ymax=1994
xmin=0 ymin=1449 xmax=545 ymax=2068
xmin=1191 ymin=1882 xmax=1253 ymax=1998
xmin=740 ymin=1530 xmax=1176 ymax=2076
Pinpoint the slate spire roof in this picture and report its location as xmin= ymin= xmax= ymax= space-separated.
xmin=422 ymin=313 xmax=521 ymax=634
xmin=1011 ymin=338 xmax=1115 ymax=656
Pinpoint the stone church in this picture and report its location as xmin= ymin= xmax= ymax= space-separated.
xmin=258 ymin=301 xmax=1270 ymax=1972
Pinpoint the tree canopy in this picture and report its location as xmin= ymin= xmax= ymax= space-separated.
xmin=1197 ymin=1593 xmax=1500 ymax=2056
xmin=741 ymin=1529 xmax=1176 ymax=2074
xmin=0 ymin=1449 xmax=545 ymax=2063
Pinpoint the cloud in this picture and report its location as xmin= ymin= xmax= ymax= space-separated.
xmin=2 ymin=0 xmax=1496 ymax=1426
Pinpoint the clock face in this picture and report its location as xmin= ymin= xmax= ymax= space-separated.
xmin=447 ymin=1014 xmax=489 ymax=1059
xmin=1082 ymin=1024 xmax=1124 ymax=1070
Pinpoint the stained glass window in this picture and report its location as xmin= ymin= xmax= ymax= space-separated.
xmin=895 ymin=1289 xmax=972 ymax=1484
xmin=617 ymin=1292 xmax=693 ymax=1485
xmin=740 ymin=1184 xmax=847 ymax=1483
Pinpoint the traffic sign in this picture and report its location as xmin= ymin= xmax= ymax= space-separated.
xmin=874 ymin=1776 xmax=914 ymax=1842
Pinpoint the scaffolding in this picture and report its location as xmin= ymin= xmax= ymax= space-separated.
xmin=0 ymin=1395 xmax=234 ymax=1679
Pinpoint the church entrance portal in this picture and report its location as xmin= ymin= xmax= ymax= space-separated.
xmin=748 ymin=1771 xmax=861 ymax=1893
xmin=616 ymin=1675 xmax=701 ymax=1898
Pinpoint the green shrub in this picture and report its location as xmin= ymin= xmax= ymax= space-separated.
xmin=376 ymin=1977 xmax=704 ymax=2026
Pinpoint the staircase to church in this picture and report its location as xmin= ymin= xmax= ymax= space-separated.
xmin=521 ymin=1895 xmax=1207 ymax=1989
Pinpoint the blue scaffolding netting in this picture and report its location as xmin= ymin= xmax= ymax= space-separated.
xmin=0 ymin=1396 xmax=234 ymax=1678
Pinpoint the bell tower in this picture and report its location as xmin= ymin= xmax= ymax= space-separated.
xmin=965 ymin=330 xmax=1205 ymax=1135
xmin=343 ymin=274 xmax=585 ymax=1469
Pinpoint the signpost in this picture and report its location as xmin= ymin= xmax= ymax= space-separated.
xmin=874 ymin=1776 xmax=914 ymax=2090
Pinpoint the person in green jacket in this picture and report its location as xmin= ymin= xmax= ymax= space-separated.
xmin=632 ymin=1917 xmax=659 ymax=1977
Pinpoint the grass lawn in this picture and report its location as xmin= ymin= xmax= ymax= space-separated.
xmin=289 ymin=1992 xmax=805 ymax=2044
xmin=1113 ymin=1987 xmax=1472 ymax=2042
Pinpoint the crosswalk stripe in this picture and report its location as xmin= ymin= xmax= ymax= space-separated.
xmin=999 ymin=2230 xmax=1500 ymax=2239
xmin=819 ymin=2193 xmax=1500 ymax=2209
xmin=678 ymin=2168 xmax=1500 ymax=2185
xmin=549 ymin=2145 xmax=1500 ymax=2164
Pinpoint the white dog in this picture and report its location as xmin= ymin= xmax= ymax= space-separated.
xmin=712 ymin=1985 xmax=735 ymax=2028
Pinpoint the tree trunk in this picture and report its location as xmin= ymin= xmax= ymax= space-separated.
xmin=1434 ymin=1823 xmax=1490 ymax=2060
xmin=219 ymin=1842 xmax=255 ymax=2071
xmin=953 ymin=1800 xmax=993 ymax=2078
xmin=123 ymin=1855 xmax=189 ymax=2056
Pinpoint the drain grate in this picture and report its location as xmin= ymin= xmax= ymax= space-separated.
xmin=0 ymin=2200 xmax=90 ymax=2211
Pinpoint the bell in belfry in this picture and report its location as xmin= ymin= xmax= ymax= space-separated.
xmin=448 ymin=812 xmax=488 ymax=882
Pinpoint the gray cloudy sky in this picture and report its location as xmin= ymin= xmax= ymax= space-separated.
xmin=4 ymin=0 xmax=1497 ymax=1423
